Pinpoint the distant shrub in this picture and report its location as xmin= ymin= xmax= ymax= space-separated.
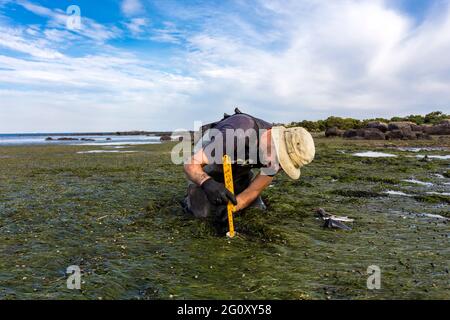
xmin=424 ymin=111 xmax=448 ymax=124
xmin=287 ymin=110 xmax=448 ymax=131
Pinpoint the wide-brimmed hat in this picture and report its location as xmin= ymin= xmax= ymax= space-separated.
xmin=271 ymin=126 xmax=315 ymax=180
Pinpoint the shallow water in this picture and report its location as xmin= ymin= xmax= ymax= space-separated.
xmin=385 ymin=190 xmax=412 ymax=196
xmin=73 ymin=141 xmax=159 ymax=146
xmin=426 ymin=191 xmax=450 ymax=196
xmin=76 ymin=150 xmax=140 ymax=154
xmin=416 ymin=213 xmax=449 ymax=220
xmin=402 ymin=179 xmax=433 ymax=187
xmin=415 ymin=155 xmax=450 ymax=160
xmin=0 ymin=134 xmax=161 ymax=146
xmin=353 ymin=151 xmax=397 ymax=158
xmin=397 ymin=147 xmax=449 ymax=153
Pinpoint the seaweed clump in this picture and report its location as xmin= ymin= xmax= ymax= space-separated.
xmin=332 ymin=190 xmax=386 ymax=198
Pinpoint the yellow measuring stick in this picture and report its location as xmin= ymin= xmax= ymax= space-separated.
xmin=222 ymin=155 xmax=236 ymax=238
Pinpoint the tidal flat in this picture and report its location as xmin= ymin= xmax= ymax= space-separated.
xmin=0 ymin=137 xmax=449 ymax=300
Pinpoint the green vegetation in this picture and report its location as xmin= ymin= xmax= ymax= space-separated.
xmin=0 ymin=137 xmax=449 ymax=299
xmin=288 ymin=111 xmax=449 ymax=131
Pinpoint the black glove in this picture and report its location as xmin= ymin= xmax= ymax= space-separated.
xmin=201 ymin=178 xmax=237 ymax=206
xmin=215 ymin=205 xmax=229 ymax=223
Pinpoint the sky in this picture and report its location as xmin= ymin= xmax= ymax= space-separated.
xmin=0 ymin=0 xmax=449 ymax=133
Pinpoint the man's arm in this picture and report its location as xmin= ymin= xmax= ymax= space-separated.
xmin=235 ymin=173 xmax=273 ymax=211
xmin=184 ymin=149 xmax=237 ymax=206
xmin=184 ymin=149 xmax=210 ymax=186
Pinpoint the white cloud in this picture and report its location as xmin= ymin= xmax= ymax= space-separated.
xmin=150 ymin=22 xmax=185 ymax=44
xmin=177 ymin=0 xmax=450 ymax=121
xmin=0 ymin=24 xmax=200 ymax=132
xmin=0 ymin=25 xmax=64 ymax=59
xmin=125 ymin=17 xmax=149 ymax=35
xmin=1 ymin=0 xmax=450 ymax=132
xmin=16 ymin=0 xmax=122 ymax=42
xmin=121 ymin=0 xmax=144 ymax=17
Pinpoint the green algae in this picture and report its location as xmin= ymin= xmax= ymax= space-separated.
xmin=0 ymin=138 xmax=449 ymax=300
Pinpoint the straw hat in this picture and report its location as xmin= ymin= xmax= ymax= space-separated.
xmin=271 ymin=126 xmax=315 ymax=180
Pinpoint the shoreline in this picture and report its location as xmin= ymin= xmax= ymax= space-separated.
xmin=0 ymin=131 xmax=173 ymax=136
xmin=0 ymin=133 xmax=166 ymax=147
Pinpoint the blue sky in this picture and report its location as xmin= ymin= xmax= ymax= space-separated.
xmin=0 ymin=0 xmax=449 ymax=132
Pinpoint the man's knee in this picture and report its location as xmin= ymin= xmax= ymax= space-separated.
xmin=184 ymin=184 xmax=212 ymax=218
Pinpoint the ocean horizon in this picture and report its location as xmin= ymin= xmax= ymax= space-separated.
xmin=0 ymin=133 xmax=162 ymax=146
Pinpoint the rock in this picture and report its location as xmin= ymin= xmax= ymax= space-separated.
xmin=81 ymin=138 xmax=95 ymax=141
xmin=431 ymin=119 xmax=450 ymax=135
xmin=343 ymin=128 xmax=385 ymax=140
xmin=343 ymin=129 xmax=357 ymax=138
xmin=426 ymin=120 xmax=450 ymax=135
xmin=411 ymin=124 xmax=425 ymax=132
xmin=362 ymin=128 xmax=386 ymax=140
xmin=57 ymin=137 xmax=79 ymax=141
xmin=421 ymin=125 xmax=434 ymax=134
xmin=400 ymin=126 xmax=417 ymax=140
xmin=45 ymin=137 xmax=53 ymax=141
xmin=160 ymin=135 xmax=172 ymax=142
xmin=386 ymin=130 xmax=404 ymax=140
xmin=386 ymin=127 xmax=417 ymax=140
xmin=106 ymin=138 xmax=112 ymax=141
xmin=366 ymin=121 xmax=388 ymax=132
xmin=415 ymin=132 xmax=432 ymax=140
xmin=325 ymin=127 xmax=344 ymax=137
xmin=431 ymin=125 xmax=450 ymax=136
xmin=343 ymin=129 xmax=365 ymax=139
xmin=388 ymin=121 xmax=414 ymax=131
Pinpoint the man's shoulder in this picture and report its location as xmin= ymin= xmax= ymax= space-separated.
xmin=215 ymin=113 xmax=256 ymax=131
xmin=216 ymin=113 xmax=272 ymax=130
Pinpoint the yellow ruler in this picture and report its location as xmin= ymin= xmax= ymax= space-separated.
xmin=222 ymin=155 xmax=236 ymax=238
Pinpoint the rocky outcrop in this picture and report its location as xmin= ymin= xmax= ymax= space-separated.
xmin=57 ymin=137 xmax=79 ymax=141
xmin=387 ymin=121 xmax=415 ymax=131
xmin=343 ymin=128 xmax=385 ymax=140
xmin=362 ymin=128 xmax=386 ymax=140
xmin=337 ymin=120 xmax=444 ymax=140
xmin=386 ymin=130 xmax=405 ymax=140
xmin=399 ymin=126 xmax=416 ymax=140
xmin=367 ymin=121 xmax=388 ymax=132
xmin=415 ymin=132 xmax=432 ymax=140
xmin=160 ymin=135 xmax=172 ymax=142
xmin=325 ymin=118 xmax=449 ymax=140
xmin=325 ymin=127 xmax=345 ymax=137
xmin=343 ymin=129 xmax=362 ymax=139
xmin=424 ymin=119 xmax=450 ymax=135
xmin=411 ymin=124 xmax=425 ymax=132
xmin=343 ymin=129 xmax=356 ymax=139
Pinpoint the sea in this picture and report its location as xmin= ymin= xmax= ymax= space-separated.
xmin=0 ymin=133 xmax=162 ymax=146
